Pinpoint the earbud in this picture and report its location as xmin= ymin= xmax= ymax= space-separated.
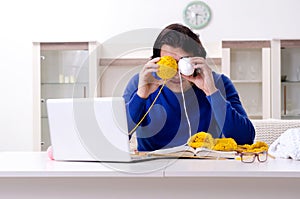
xmin=178 ymin=57 xmax=194 ymax=76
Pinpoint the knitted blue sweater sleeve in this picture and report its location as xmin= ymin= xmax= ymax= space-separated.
xmin=122 ymin=74 xmax=146 ymax=133
xmin=207 ymin=74 xmax=255 ymax=144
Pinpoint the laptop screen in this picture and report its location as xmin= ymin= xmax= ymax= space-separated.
xmin=47 ymin=97 xmax=132 ymax=162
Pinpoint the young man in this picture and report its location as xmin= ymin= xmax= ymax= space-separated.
xmin=123 ymin=23 xmax=255 ymax=151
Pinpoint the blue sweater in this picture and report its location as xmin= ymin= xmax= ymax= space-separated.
xmin=123 ymin=72 xmax=255 ymax=151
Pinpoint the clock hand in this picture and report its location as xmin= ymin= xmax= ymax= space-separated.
xmin=195 ymin=13 xmax=203 ymax=25
xmin=190 ymin=12 xmax=196 ymax=18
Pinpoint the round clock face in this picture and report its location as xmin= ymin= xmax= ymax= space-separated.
xmin=183 ymin=1 xmax=211 ymax=29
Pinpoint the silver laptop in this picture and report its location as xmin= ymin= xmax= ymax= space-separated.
xmin=47 ymin=97 xmax=153 ymax=162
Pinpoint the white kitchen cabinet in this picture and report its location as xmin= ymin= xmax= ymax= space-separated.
xmin=271 ymin=39 xmax=300 ymax=119
xmin=222 ymin=41 xmax=271 ymax=119
xmin=32 ymin=42 xmax=100 ymax=151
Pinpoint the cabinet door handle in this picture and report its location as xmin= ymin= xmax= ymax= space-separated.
xmin=41 ymin=99 xmax=45 ymax=103
xmin=283 ymin=85 xmax=286 ymax=115
xmin=83 ymin=86 xmax=86 ymax=98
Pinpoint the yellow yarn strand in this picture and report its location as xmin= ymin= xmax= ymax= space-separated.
xmin=128 ymin=80 xmax=166 ymax=136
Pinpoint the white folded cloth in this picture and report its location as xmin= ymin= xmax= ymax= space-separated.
xmin=268 ymin=128 xmax=300 ymax=160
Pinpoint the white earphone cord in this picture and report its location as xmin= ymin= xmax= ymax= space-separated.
xmin=178 ymin=72 xmax=192 ymax=139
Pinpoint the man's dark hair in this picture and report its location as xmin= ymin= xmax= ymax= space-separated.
xmin=152 ymin=23 xmax=207 ymax=59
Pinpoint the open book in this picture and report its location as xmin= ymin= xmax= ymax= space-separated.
xmin=148 ymin=145 xmax=237 ymax=159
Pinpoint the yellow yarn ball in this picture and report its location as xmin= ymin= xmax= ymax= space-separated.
xmin=187 ymin=132 xmax=215 ymax=149
xmin=156 ymin=56 xmax=178 ymax=80
xmin=213 ymin=138 xmax=238 ymax=151
xmin=237 ymin=141 xmax=268 ymax=153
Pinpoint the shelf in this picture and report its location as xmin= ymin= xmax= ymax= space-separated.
xmin=41 ymin=82 xmax=88 ymax=85
xmin=222 ymin=40 xmax=271 ymax=49
xmin=281 ymin=115 xmax=300 ymax=120
xmin=281 ymin=81 xmax=300 ymax=85
xmin=248 ymin=115 xmax=263 ymax=119
xmin=99 ymin=58 xmax=222 ymax=67
xmin=280 ymin=40 xmax=300 ymax=48
xmin=232 ymin=80 xmax=262 ymax=84
xmin=40 ymin=42 xmax=89 ymax=50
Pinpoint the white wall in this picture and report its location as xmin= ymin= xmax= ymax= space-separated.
xmin=1 ymin=0 xmax=300 ymax=151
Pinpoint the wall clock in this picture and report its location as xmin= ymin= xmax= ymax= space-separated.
xmin=183 ymin=1 xmax=212 ymax=30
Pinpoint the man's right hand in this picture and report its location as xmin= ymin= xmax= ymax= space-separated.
xmin=137 ymin=57 xmax=164 ymax=99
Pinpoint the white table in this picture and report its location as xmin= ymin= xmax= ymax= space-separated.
xmin=0 ymin=152 xmax=300 ymax=199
